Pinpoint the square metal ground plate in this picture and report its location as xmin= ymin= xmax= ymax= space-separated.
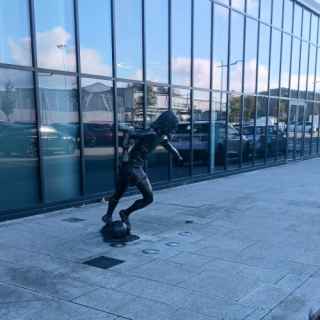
xmin=62 ymin=217 xmax=86 ymax=223
xmin=83 ymin=256 xmax=125 ymax=270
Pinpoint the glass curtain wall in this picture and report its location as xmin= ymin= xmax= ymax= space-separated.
xmin=1 ymin=0 xmax=320 ymax=216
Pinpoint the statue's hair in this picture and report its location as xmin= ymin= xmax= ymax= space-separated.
xmin=151 ymin=111 xmax=179 ymax=134
xmin=309 ymin=309 xmax=320 ymax=320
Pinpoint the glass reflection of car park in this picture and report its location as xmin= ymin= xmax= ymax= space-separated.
xmin=0 ymin=122 xmax=78 ymax=157
xmin=171 ymin=121 xmax=252 ymax=166
xmin=84 ymin=123 xmax=113 ymax=147
xmin=242 ymin=125 xmax=287 ymax=157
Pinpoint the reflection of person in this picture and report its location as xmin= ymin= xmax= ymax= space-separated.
xmin=102 ymin=111 xmax=183 ymax=233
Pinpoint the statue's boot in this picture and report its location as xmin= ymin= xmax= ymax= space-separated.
xmin=119 ymin=210 xmax=131 ymax=235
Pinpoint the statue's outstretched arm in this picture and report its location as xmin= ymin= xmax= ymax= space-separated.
xmin=161 ymin=136 xmax=183 ymax=161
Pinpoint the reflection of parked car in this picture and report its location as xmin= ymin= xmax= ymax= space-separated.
xmin=84 ymin=123 xmax=113 ymax=147
xmin=0 ymin=123 xmax=77 ymax=157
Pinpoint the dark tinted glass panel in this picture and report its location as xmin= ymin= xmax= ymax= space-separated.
xmin=278 ymin=99 xmax=288 ymax=160
xmin=145 ymin=0 xmax=168 ymax=83
xmin=305 ymin=102 xmax=314 ymax=156
xmin=193 ymin=0 xmax=211 ymax=89
xmin=78 ymin=0 xmax=112 ymax=76
xmin=172 ymin=0 xmax=191 ymax=86
xmin=299 ymin=42 xmax=308 ymax=99
xmin=281 ymin=34 xmax=291 ymax=97
xmin=230 ymin=12 xmax=244 ymax=93
xmin=34 ymin=0 xmax=76 ymax=72
xmin=260 ymin=0 xmax=272 ymax=24
xmin=310 ymin=15 xmax=318 ymax=45
xmin=82 ymin=78 xmax=114 ymax=194
xmin=316 ymin=50 xmax=320 ymax=101
xmin=312 ymin=103 xmax=320 ymax=154
xmin=243 ymin=95 xmax=256 ymax=166
xmin=257 ymin=24 xmax=270 ymax=94
xmin=146 ymin=86 xmax=169 ymax=183
xmin=0 ymin=1 xmax=32 ymax=66
xmin=267 ymin=98 xmax=278 ymax=161
xmin=115 ymin=0 xmax=142 ymax=80
xmin=193 ymin=91 xmax=210 ymax=175
xmin=213 ymin=5 xmax=228 ymax=91
xmin=212 ymin=92 xmax=227 ymax=171
xmin=293 ymin=5 xmax=302 ymax=37
xmin=308 ymin=46 xmax=316 ymax=100
xmin=272 ymin=0 xmax=283 ymax=28
xmin=227 ymin=94 xmax=242 ymax=168
xmin=302 ymin=10 xmax=311 ymax=41
xmin=283 ymin=0 xmax=293 ymax=33
xmin=246 ymin=0 xmax=259 ymax=17
xmin=269 ymin=29 xmax=281 ymax=95
xmin=244 ymin=18 xmax=258 ymax=93
xmin=171 ymin=88 xmax=191 ymax=178
xmin=255 ymin=96 xmax=268 ymax=163
xmin=0 ymin=69 xmax=40 ymax=211
xmin=39 ymin=73 xmax=81 ymax=202
xmin=290 ymin=38 xmax=300 ymax=98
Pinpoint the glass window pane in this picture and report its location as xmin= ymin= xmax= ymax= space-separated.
xmin=269 ymin=29 xmax=281 ymax=95
xmin=257 ymin=24 xmax=270 ymax=94
xmin=299 ymin=42 xmax=308 ymax=99
xmin=172 ymin=0 xmax=191 ymax=86
xmin=0 ymin=0 xmax=32 ymax=66
xmin=283 ymin=0 xmax=293 ymax=33
xmin=267 ymin=98 xmax=279 ymax=161
xmin=193 ymin=91 xmax=210 ymax=175
xmin=146 ymin=86 xmax=169 ymax=183
xmin=316 ymin=50 xmax=320 ymax=101
xmin=230 ymin=12 xmax=244 ymax=93
xmin=82 ymin=78 xmax=114 ymax=194
xmin=243 ymin=95 xmax=256 ymax=166
xmin=255 ymin=96 xmax=268 ymax=163
xmin=146 ymin=0 xmax=168 ymax=84
xmin=244 ymin=18 xmax=258 ymax=93
xmin=78 ymin=0 xmax=112 ymax=76
xmin=303 ymin=10 xmax=311 ymax=41
xmin=34 ymin=0 xmax=76 ymax=72
xmin=194 ymin=0 xmax=211 ymax=89
xmin=39 ymin=73 xmax=81 ymax=202
xmin=232 ymin=0 xmax=244 ymax=12
xmin=312 ymin=103 xmax=320 ymax=154
xmin=294 ymin=4 xmax=302 ymax=37
xmin=246 ymin=0 xmax=259 ymax=17
xmin=305 ymin=102 xmax=314 ymax=156
xmin=115 ymin=0 xmax=142 ymax=80
xmin=278 ymin=99 xmax=288 ymax=160
xmin=307 ymin=45 xmax=316 ymax=100
xmin=260 ymin=0 xmax=272 ymax=24
xmin=281 ymin=34 xmax=291 ymax=97
xmin=0 ymin=69 xmax=40 ymax=211
xmin=171 ymin=88 xmax=191 ymax=178
xmin=213 ymin=5 xmax=229 ymax=91
xmin=310 ymin=15 xmax=318 ymax=45
xmin=272 ymin=0 xmax=283 ymax=28
xmin=290 ymin=38 xmax=300 ymax=98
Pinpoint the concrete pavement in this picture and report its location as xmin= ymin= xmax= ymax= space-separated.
xmin=1 ymin=159 xmax=320 ymax=319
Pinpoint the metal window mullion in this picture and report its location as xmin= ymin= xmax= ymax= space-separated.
xmin=111 ymin=0 xmax=119 ymax=181
xmin=29 ymin=0 xmax=46 ymax=203
xmin=209 ymin=1 xmax=215 ymax=174
xmin=74 ymin=0 xmax=86 ymax=197
xmin=190 ymin=0 xmax=194 ymax=177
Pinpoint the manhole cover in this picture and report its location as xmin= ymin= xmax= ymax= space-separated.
xmin=178 ymin=231 xmax=192 ymax=237
xmin=83 ymin=256 xmax=124 ymax=269
xmin=62 ymin=217 xmax=85 ymax=223
xmin=166 ymin=242 xmax=180 ymax=247
xmin=142 ymin=249 xmax=160 ymax=255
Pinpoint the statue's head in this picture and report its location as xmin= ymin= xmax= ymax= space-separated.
xmin=151 ymin=111 xmax=179 ymax=135
xmin=310 ymin=309 xmax=320 ymax=320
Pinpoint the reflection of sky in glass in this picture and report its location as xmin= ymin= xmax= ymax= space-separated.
xmin=146 ymin=0 xmax=168 ymax=83
xmin=291 ymin=38 xmax=300 ymax=93
xmin=310 ymin=15 xmax=318 ymax=45
xmin=260 ymin=0 xmax=272 ymax=23
xmin=34 ymin=0 xmax=76 ymax=72
xmin=303 ymin=11 xmax=311 ymax=41
xmin=294 ymin=5 xmax=302 ymax=37
xmin=172 ymin=0 xmax=191 ymax=86
xmin=308 ymin=46 xmax=316 ymax=94
xmin=230 ymin=12 xmax=243 ymax=92
xmin=272 ymin=0 xmax=283 ymax=28
xmin=0 ymin=0 xmax=32 ymax=66
xmin=299 ymin=42 xmax=308 ymax=94
xmin=281 ymin=34 xmax=291 ymax=93
xmin=194 ymin=0 xmax=211 ymax=89
xmin=213 ymin=5 xmax=228 ymax=91
xmin=269 ymin=30 xmax=281 ymax=90
xmin=78 ymin=0 xmax=112 ymax=76
xmin=283 ymin=0 xmax=293 ymax=32
xmin=258 ymin=24 xmax=270 ymax=93
xmin=115 ymin=0 xmax=142 ymax=81
xmin=244 ymin=18 xmax=257 ymax=93
xmin=246 ymin=0 xmax=259 ymax=17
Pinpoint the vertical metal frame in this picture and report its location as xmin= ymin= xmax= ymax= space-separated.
xmin=315 ymin=17 xmax=320 ymax=154
xmin=190 ymin=0 xmax=194 ymax=177
xmin=29 ymin=0 xmax=46 ymax=203
xmin=142 ymin=0 xmax=147 ymax=131
xmin=73 ymin=0 xmax=86 ymax=196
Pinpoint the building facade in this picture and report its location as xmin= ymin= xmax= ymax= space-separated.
xmin=0 ymin=0 xmax=320 ymax=219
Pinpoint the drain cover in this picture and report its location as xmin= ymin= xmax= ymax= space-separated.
xmin=142 ymin=249 xmax=160 ymax=255
xmin=166 ymin=242 xmax=180 ymax=247
xmin=178 ymin=231 xmax=192 ymax=237
xmin=83 ymin=256 xmax=124 ymax=269
xmin=62 ymin=217 xmax=85 ymax=223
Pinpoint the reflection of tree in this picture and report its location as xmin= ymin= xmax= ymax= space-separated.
xmin=1 ymin=81 xmax=16 ymax=122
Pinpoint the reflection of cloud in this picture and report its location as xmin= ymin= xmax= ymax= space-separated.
xmin=8 ymin=37 xmax=32 ymax=66
xmin=232 ymin=0 xmax=258 ymax=11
